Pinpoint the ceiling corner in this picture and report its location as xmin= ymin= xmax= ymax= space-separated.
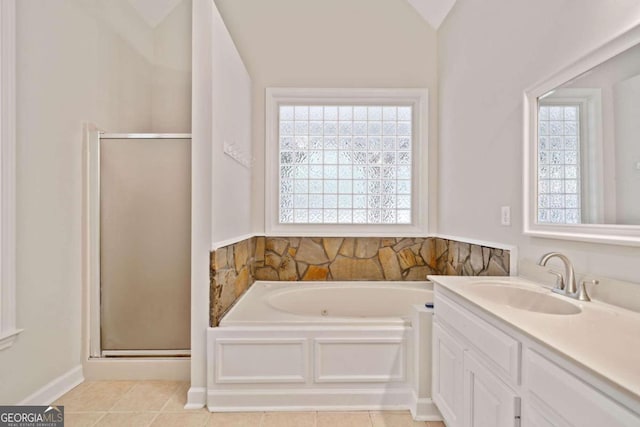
xmin=406 ymin=0 xmax=457 ymax=30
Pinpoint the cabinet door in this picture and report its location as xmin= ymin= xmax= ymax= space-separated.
xmin=433 ymin=322 xmax=464 ymax=427
xmin=463 ymin=351 xmax=520 ymax=427
xmin=523 ymin=348 xmax=640 ymax=427
xmin=522 ymin=402 xmax=571 ymax=427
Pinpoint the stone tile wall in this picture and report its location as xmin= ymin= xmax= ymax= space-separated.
xmin=210 ymin=237 xmax=257 ymax=326
xmin=210 ymin=236 xmax=510 ymax=326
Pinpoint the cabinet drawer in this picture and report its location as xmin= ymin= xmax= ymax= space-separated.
xmin=435 ymin=292 xmax=520 ymax=384
xmin=524 ymin=349 xmax=640 ymax=427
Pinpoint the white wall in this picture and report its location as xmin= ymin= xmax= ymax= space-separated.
xmin=209 ymin=3 xmax=252 ymax=245
xmin=614 ymin=74 xmax=640 ymax=224
xmin=438 ymin=0 xmax=640 ymax=283
xmin=0 ymin=0 xmax=192 ymax=404
xmin=0 ymin=0 xmax=152 ymax=404
xmin=189 ymin=0 xmax=252 ymax=406
xmin=213 ymin=0 xmax=439 ymax=235
xmin=151 ymin=0 xmax=192 ymax=133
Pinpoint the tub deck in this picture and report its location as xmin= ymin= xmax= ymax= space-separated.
xmin=220 ymin=281 xmax=433 ymax=326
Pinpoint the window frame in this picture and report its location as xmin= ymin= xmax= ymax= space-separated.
xmin=0 ymin=0 xmax=20 ymax=351
xmin=265 ymin=88 xmax=428 ymax=236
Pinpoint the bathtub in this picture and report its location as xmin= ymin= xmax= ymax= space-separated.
xmin=207 ymin=281 xmax=441 ymax=421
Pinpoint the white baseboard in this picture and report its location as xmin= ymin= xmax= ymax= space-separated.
xmin=185 ymin=387 xmax=206 ymax=409
xmin=409 ymin=391 xmax=443 ymax=421
xmin=207 ymin=387 xmax=412 ymax=412
xmin=83 ymin=358 xmax=189 ymax=380
xmin=18 ymin=365 xmax=84 ymax=405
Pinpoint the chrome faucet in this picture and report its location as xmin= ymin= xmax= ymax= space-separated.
xmin=538 ymin=252 xmax=578 ymax=296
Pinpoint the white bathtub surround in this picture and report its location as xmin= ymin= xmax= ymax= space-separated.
xmin=207 ymin=281 xmax=441 ymax=421
xmin=429 ymin=275 xmax=640 ymax=426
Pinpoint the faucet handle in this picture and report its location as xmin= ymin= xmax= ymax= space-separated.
xmin=548 ymin=270 xmax=565 ymax=290
xmin=576 ymin=280 xmax=598 ymax=302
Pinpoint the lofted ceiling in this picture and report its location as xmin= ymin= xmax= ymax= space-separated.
xmin=127 ymin=0 xmax=183 ymax=28
xmin=406 ymin=0 xmax=457 ymax=29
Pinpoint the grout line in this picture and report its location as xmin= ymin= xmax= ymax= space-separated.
xmin=147 ymin=411 xmax=160 ymax=427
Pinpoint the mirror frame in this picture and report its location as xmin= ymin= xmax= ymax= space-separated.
xmin=524 ymin=22 xmax=640 ymax=247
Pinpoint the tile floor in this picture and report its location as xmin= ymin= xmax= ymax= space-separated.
xmin=53 ymin=380 xmax=446 ymax=427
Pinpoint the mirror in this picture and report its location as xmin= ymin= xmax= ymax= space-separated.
xmin=524 ymin=24 xmax=640 ymax=245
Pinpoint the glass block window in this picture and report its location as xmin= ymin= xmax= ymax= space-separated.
xmin=278 ymin=105 xmax=412 ymax=224
xmin=537 ymin=104 xmax=581 ymax=224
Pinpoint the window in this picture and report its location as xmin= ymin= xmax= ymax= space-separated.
xmin=266 ymin=88 xmax=428 ymax=236
xmin=537 ymin=104 xmax=582 ymax=224
xmin=0 ymin=0 xmax=19 ymax=350
xmin=536 ymin=88 xmax=603 ymax=225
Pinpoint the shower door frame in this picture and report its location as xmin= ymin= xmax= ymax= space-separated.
xmin=87 ymin=129 xmax=192 ymax=358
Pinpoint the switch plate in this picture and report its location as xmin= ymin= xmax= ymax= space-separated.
xmin=501 ymin=206 xmax=511 ymax=226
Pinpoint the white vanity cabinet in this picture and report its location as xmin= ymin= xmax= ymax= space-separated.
xmin=522 ymin=349 xmax=640 ymax=427
xmin=433 ymin=290 xmax=521 ymax=427
xmin=432 ymin=282 xmax=640 ymax=427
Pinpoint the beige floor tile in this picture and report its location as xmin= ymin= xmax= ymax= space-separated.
xmin=150 ymin=412 xmax=209 ymax=427
xmin=425 ymin=422 xmax=446 ymax=427
xmin=317 ymin=411 xmax=372 ymax=427
xmin=161 ymin=382 xmax=207 ymax=412
xmin=111 ymin=381 xmax=182 ymax=411
xmin=262 ymin=412 xmax=315 ymax=427
xmin=94 ymin=412 xmax=157 ymax=427
xmin=370 ymin=411 xmax=428 ymax=427
xmin=207 ymin=412 xmax=264 ymax=427
xmin=55 ymin=381 xmax=137 ymax=412
xmin=64 ymin=412 xmax=106 ymax=427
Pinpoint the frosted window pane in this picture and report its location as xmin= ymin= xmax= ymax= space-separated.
xmin=383 ymin=137 xmax=396 ymax=151
xmin=309 ymin=209 xmax=322 ymax=223
xmin=536 ymin=102 xmax=581 ymax=224
xmin=324 ymin=106 xmax=338 ymax=120
xmin=280 ymin=106 xmax=294 ymax=120
xmin=383 ymin=107 xmax=397 ymax=121
xmin=339 ymin=106 xmax=353 ymax=120
xmin=398 ymin=107 xmax=411 ymax=120
xmin=368 ymin=106 xmax=382 ymax=120
xmin=354 ymin=107 xmax=367 ymax=120
xmin=310 ymin=106 xmax=323 ymax=120
xmin=280 ymin=121 xmax=294 ymax=135
xmin=338 ymin=210 xmax=353 ymax=223
xmin=278 ymin=104 xmax=413 ymax=224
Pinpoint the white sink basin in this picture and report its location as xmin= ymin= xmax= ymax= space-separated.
xmin=467 ymin=283 xmax=582 ymax=315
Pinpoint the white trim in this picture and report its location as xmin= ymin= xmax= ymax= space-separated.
xmin=186 ymin=386 xmax=207 ymax=409
xmin=18 ymin=365 xmax=84 ymax=406
xmin=211 ymin=233 xmax=256 ymax=251
xmin=0 ymin=0 xmax=19 ymax=350
xmin=265 ymin=88 xmax=429 ymax=237
xmin=83 ymin=357 xmax=190 ymax=380
xmin=86 ymin=127 xmax=101 ymax=358
xmin=524 ymin=22 xmax=640 ymax=246
xmin=206 ymin=387 xmax=441 ymax=420
xmin=101 ymin=349 xmax=191 ymax=357
xmin=0 ymin=328 xmax=20 ymax=350
xmin=99 ymin=133 xmax=192 ymax=139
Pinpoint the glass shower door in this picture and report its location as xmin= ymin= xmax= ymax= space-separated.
xmin=99 ymin=135 xmax=191 ymax=354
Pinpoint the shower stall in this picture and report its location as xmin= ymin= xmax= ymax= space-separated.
xmin=87 ymin=131 xmax=192 ymax=357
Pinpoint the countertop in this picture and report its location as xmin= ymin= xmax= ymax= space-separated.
xmin=427 ymin=275 xmax=640 ymax=402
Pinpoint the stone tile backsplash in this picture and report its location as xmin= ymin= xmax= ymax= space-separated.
xmin=210 ymin=236 xmax=510 ymax=326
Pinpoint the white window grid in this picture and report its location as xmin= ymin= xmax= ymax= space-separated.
xmin=537 ymin=104 xmax=581 ymax=224
xmin=278 ymin=105 xmax=413 ymax=225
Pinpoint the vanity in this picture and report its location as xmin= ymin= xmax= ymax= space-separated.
xmin=428 ymin=275 xmax=640 ymax=427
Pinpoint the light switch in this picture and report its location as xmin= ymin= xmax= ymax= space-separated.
xmin=501 ymin=206 xmax=511 ymax=226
